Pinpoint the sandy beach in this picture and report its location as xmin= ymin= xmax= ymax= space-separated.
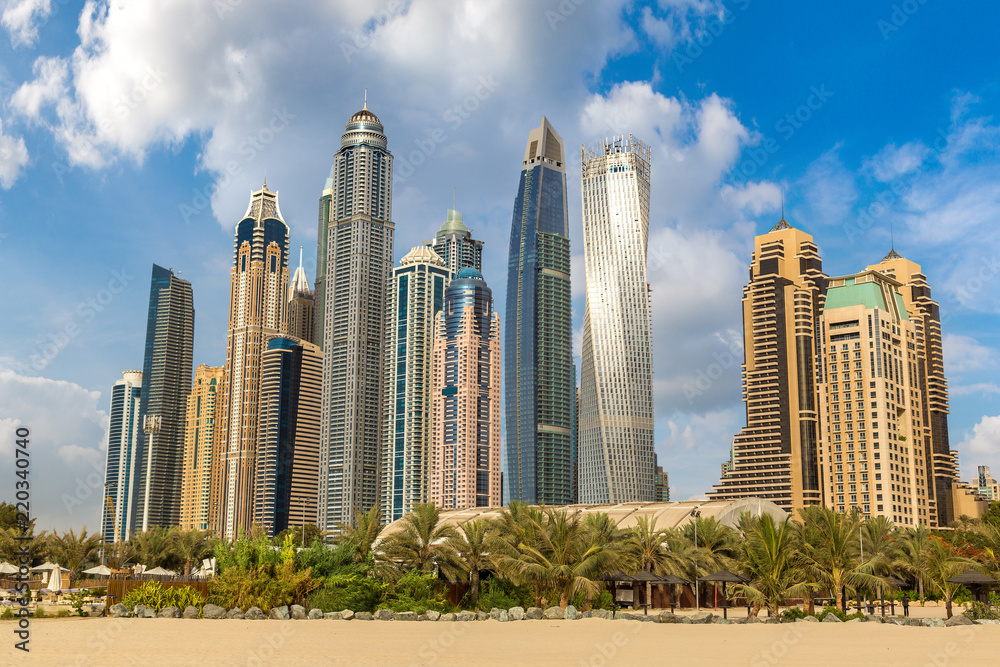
xmin=4 ymin=616 xmax=997 ymax=666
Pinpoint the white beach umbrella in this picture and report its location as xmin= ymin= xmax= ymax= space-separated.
xmin=29 ymin=562 xmax=58 ymax=572
xmin=47 ymin=566 xmax=65 ymax=592
xmin=83 ymin=565 xmax=112 ymax=577
xmin=0 ymin=562 xmax=20 ymax=574
xmin=144 ymin=567 xmax=177 ymax=576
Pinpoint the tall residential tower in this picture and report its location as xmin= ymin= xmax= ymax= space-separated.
xmin=288 ymin=247 xmax=316 ymax=345
xmin=504 ymin=117 xmax=575 ymax=505
xmin=426 ymin=209 xmax=483 ymax=273
xmin=179 ymin=365 xmax=224 ymax=532
xmin=101 ymin=370 xmax=142 ymax=543
xmin=317 ymin=103 xmax=394 ymax=529
xmin=578 ymin=135 xmax=655 ymax=503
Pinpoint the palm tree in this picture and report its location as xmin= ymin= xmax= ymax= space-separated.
xmin=48 ymin=527 xmax=103 ymax=588
xmin=972 ymin=522 xmax=1000 ymax=580
xmin=733 ymin=513 xmax=811 ymax=618
xmin=446 ymin=519 xmax=500 ymax=609
xmin=891 ymin=525 xmax=933 ymax=603
xmin=924 ymin=537 xmax=975 ymax=619
xmin=492 ymin=502 xmax=550 ymax=606
xmin=171 ymin=527 xmax=211 ymax=576
xmin=798 ymin=506 xmax=881 ymax=609
xmin=335 ymin=504 xmax=384 ymax=565
xmin=131 ymin=527 xmax=176 ymax=569
xmin=380 ymin=503 xmax=458 ymax=576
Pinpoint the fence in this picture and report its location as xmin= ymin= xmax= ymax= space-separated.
xmin=106 ymin=573 xmax=210 ymax=607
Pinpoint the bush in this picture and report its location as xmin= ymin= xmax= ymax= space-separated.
xmin=121 ymin=581 xmax=206 ymax=611
xmin=964 ymin=601 xmax=1000 ymax=621
xmin=33 ymin=608 xmax=46 ymax=618
xmin=477 ymin=579 xmax=533 ymax=611
xmin=304 ymin=574 xmax=388 ymax=613
xmin=814 ymin=606 xmax=864 ymax=622
xmin=0 ymin=606 xmax=14 ymax=620
xmin=57 ymin=610 xmax=70 ymax=618
xmin=781 ymin=607 xmax=809 ymax=621
xmin=297 ymin=540 xmax=364 ymax=579
xmin=381 ymin=570 xmax=451 ymax=614
xmin=209 ymin=558 xmax=319 ymax=613
xmin=593 ymin=590 xmax=615 ymax=611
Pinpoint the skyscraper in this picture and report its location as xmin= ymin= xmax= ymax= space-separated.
xmin=102 ymin=370 xmax=142 ymax=543
xmin=382 ymin=246 xmax=451 ymax=522
xmin=710 ymin=218 xmax=827 ymax=512
xmin=504 ymin=117 xmax=575 ymax=505
xmin=288 ymin=247 xmax=316 ymax=345
xmin=255 ymin=337 xmax=322 ymax=536
xmin=867 ymin=251 xmax=956 ymax=527
xmin=179 ymin=365 xmax=224 ymax=533
xmin=818 ymin=269 xmax=937 ymax=526
xmin=426 ymin=209 xmax=483 ymax=273
xmin=133 ymin=264 xmax=194 ymax=532
xmin=578 ymin=134 xmax=654 ymax=503
xmin=219 ymin=183 xmax=290 ymax=539
xmin=430 ymin=268 xmax=502 ymax=509
xmin=318 ymin=102 xmax=394 ymax=529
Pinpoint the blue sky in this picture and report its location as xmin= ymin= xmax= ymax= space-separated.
xmin=1 ymin=0 xmax=998 ymax=532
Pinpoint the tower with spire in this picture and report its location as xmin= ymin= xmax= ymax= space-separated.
xmin=425 ymin=208 xmax=483 ymax=274
xmin=288 ymin=246 xmax=315 ymax=344
xmin=317 ymin=98 xmax=395 ymax=529
xmin=218 ymin=181 xmax=290 ymax=539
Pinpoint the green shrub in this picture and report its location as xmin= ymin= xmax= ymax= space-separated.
xmin=593 ymin=590 xmax=615 ymax=611
xmin=297 ymin=540 xmax=364 ymax=579
xmin=33 ymin=607 xmax=46 ymax=618
xmin=781 ymin=607 xmax=809 ymax=621
xmin=477 ymin=579 xmax=533 ymax=611
xmin=208 ymin=559 xmax=319 ymax=612
xmin=964 ymin=601 xmax=1000 ymax=621
xmin=121 ymin=581 xmax=206 ymax=611
xmin=305 ymin=574 xmax=389 ymax=613
xmin=381 ymin=570 xmax=452 ymax=614
xmin=814 ymin=605 xmax=864 ymax=622
xmin=57 ymin=610 xmax=70 ymax=618
xmin=0 ymin=606 xmax=14 ymax=620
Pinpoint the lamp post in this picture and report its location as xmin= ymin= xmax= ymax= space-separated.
xmin=293 ymin=497 xmax=316 ymax=548
xmin=692 ymin=509 xmax=702 ymax=611
xmin=103 ymin=482 xmax=118 ymax=565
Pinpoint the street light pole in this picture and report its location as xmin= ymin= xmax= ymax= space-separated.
xmin=692 ymin=509 xmax=702 ymax=611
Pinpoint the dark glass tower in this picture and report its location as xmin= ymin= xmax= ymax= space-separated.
xmin=504 ymin=117 xmax=575 ymax=504
xmin=133 ymin=264 xmax=194 ymax=531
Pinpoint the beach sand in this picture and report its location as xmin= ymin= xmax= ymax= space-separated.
xmin=3 ymin=616 xmax=996 ymax=666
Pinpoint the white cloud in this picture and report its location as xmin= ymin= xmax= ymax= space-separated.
xmin=0 ymin=118 xmax=29 ymax=188
xmin=640 ymin=0 xmax=726 ymax=50
xmin=950 ymin=382 xmax=1000 ymax=397
xmin=959 ymin=414 xmax=1000 ymax=460
xmin=10 ymin=55 xmax=68 ymax=118
xmin=796 ymin=145 xmax=857 ymax=227
xmin=864 ymin=141 xmax=929 ymax=182
xmin=1 ymin=0 xmax=53 ymax=47
xmin=943 ymin=333 xmax=996 ymax=374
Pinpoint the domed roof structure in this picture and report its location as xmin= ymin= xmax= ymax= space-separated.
xmin=399 ymin=245 xmax=444 ymax=267
xmin=438 ymin=209 xmax=469 ymax=237
xmin=455 ymin=267 xmax=484 ymax=281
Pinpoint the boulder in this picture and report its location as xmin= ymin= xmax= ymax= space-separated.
xmin=109 ymin=603 xmax=130 ymax=618
xmin=354 ymin=611 xmax=374 ymax=620
xmin=325 ymin=612 xmax=343 ymax=620
xmin=157 ymin=607 xmax=180 ymax=619
xmin=227 ymin=608 xmax=245 ymax=620
xmin=846 ymin=618 xmax=862 ymax=623
xmin=245 ymin=607 xmax=267 ymax=620
xmin=657 ymin=612 xmax=682 ymax=624
xmin=308 ymin=608 xmax=324 ymax=620
xmin=374 ymin=609 xmax=395 ymax=621
xmin=526 ymin=607 xmax=543 ymax=620
xmin=498 ymin=610 xmax=509 ymax=622
xmin=745 ymin=615 xmax=764 ymax=623
xmin=975 ymin=619 xmax=999 ymax=625
xmin=689 ymin=611 xmax=715 ymax=624
xmin=565 ymin=605 xmax=577 ymax=620
xmin=182 ymin=606 xmax=200 ymax=619
xmin=863 ymin=614 xmax=882 ymax=623
xmin=202 ymin=603 xmax=227 ymax=620
xmin=134 ymin=605 xmax=156 ymax=618
xmin=821 ymin=614 xmax=842 ymax=623
xmin=509 ymin=607 xmax=525 ymax=621
xmin=396 ymin=611 xmax=418 ymax=621
xmin=269 ymin=606 xmax=290 ymax=620
xmin=616 ymin=612 xmax=643 ymax=621
xmin=718 ymin=619 xmax=732 ymax=625
xmin=922 ymin=618 xmax=945 ymax=628
xmin=579 ymin=611 xmax=593 ymax=619
xmin=340 ymin=610 xmax=355 ymax=620
xmin=425 ymin=610 xmax=441 ymax=621
xmin=457 ymin=610 xmax=476 ymax=622
xmin=490 ymin=607 xmax=502 ymax=621
xmin=440 ymin=613 xmax=458 ymax=622
xmin=590 ymin=609 xmax=611 ymax=620
xmin=290 ymin=605 xmax=307 ymax=620
xmin=945 ymin=615 xmax=975 ymax=627
xmin=476 ymin=611 xmax=489 ymax=621
xmin=800 ymin=615 xmax=819 ymax=623
xmin=543 ymin=606 xmax=565 ymax=620
xmin=882 ymin=617 xmax=905 ymax=626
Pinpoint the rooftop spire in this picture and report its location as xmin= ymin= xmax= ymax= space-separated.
xmin=363 ymin=88 xmax=368 ymax=110
xmin=769 ymin=190 xmax=793 ymax=231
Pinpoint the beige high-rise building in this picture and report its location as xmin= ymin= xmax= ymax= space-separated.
xmin=219 ymin=183 xmax=289 ymax=539
xmin=288 ymin=247 xmax=315 ymax=345
xmin=867 ymin=250 xmax=957 ymax=526
xmin=818 ymin=269 xmax=936 ymax=526
xmin=430 ymin=268 xmax=502 ymax=509
xmin=710 ymin=218 xmax=827 ymax=513
xmin=978 ymin=465 xmax=1000 ymax=501
xmin=180 ymin=365 xmax=224 ymax=533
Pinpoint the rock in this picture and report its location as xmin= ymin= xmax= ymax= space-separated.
xmin=498 ymin=610 xmax=509 ymax=622
xmin=490 ymin=607 xmax=502 ymax=621
xmin=340 ymin=610 xmax=355 ymax=620
xmin=689 ymin=611 xmax=715 ymax=624
xmin=543 ymin=606 xmax=565 ymax=620
xmin=657 ymin=612 xmax=682 ymax=624
xmin=396 ymin=611 xmax=418 ymax=621
xmin=425 ymin=610 xmax=441 ymax=621
xmin=591 ymin=609 xmax=611 ymax=620
xmin=202 ymin=603 xmax=227 ymax=620
xmin=227 ymin=608 xmax=245 ymax=620
xmin=509 ymin=607 xmax=525 ymax=621
xmin=476 ymin=611 xmax=489 ymax=621
xmin=182 ymin=606 xmax=200 ymax=619
xmin=862 ymin=614 xmax=881 ymax=623
xmin=745 ymin=615 xmax=764 ymax=623
xmin=440 ymin=613 xmax=457 ymax=622
xmin=718 ymin=619 xmax=732 ymax=624
xmin=109 ymin=603 xmax=130 ymax=618
xmin=846 ymin=618 xmax=862 ymax=623
xmin=354 ymin=611 xmax=374 ymax=621
xmin=290 ymin=605 xmax=307 ymax=620
xmin=904 ymin=618 xmax=924 ymax=627
xmin=134 ymin=604 xmax=155 ymax=618
xmin=374 ymin=609 xmax=395 ymax=621
xmin=526 ymin=607 xmax=543 ymax=620
xmin=457 ymin=610 xmax=476 ymax=622
xmin=245 ymin=607 xmax=266 ymax=620
xmin=157 ymin=607 xmax=180 ymax=619
xmin=580 ymin=611 xmax=593 ymax=619
xmin=616 ymin=612 xmax=643 ymax=621
xmin=922 ymin=618 xmax=945 ymax=627
xmin=821 ymin=614 xmax=842 ymax=623
xmin=945 ymin=615 xmax=975 ymax=627
xmin=883 ymin=617 xmax=905 ymax=626
xmin=325 ymin=612 xmax=342 ymax=620
xmin=308 ymin=608 xmax=324 ymax=620
xmin=565 ymin=605 xmax=577 ymax=620
xmin=800 ymin=615 xmax=819 ymax=623
xmin=975 ymin=619 xmax=998 ymax=625
xmin=269 ymin=606 xmax=289 ymax=620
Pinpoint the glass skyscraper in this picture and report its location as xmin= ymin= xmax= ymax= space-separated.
xmin=133 ymin=264 xmax=194 ymax=532
xmin=102 ymin=370 xmax=142 ymax=543
xmin=504 ymin=117 xmax=575 ymax=504
xmin=427 ymin=209 xmax=483 ymax=274
xmin=579 ymin=135 xmax=655 ymax=503
xmin=317 ymin=102 xmax=394 ymax=529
